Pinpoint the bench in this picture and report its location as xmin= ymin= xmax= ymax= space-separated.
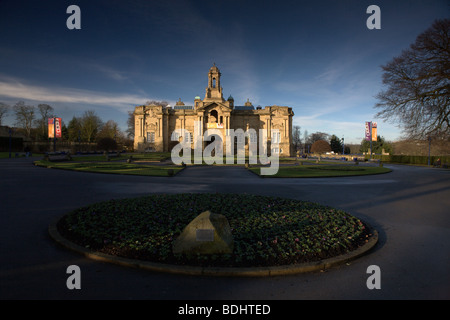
xmin=15 ymin=152 xmax=32 ymax=158
xmin=433 ymin=161 xmax=449 ymax=169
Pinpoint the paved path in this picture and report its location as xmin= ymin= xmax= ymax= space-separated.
xmin=0 ymin=158 xmax=449 ymax=299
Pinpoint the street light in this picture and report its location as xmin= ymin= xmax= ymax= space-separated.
xmin=8 ymin=128 xmax=12 ymax=158
xmin=428 ymin=136 xmax=431 ymax=166
xmin=53 ymin=117 xmax=57 ymax=152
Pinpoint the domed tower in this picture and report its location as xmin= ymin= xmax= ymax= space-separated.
xmin=194 ymin=95 xmax=201 ymax=108
xmin=227 ymin=94 xmax=234 ymax=108
xmin=204 ymin=63 xmax=224 ymax=102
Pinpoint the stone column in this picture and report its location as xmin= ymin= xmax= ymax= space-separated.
xmin=284 ymin=119 xmax=287 ymax=137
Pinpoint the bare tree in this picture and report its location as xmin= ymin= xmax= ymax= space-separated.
xmin=0 ymin=102 xmax=9 ymax=126
xmin=80 ymin=110 xmax=103 ymax=142
xmin=307 ymin=132 xmax=330 ymax=144
xmin=375 ymin=19 xmax=450 ymax=139
xmin=35 ymin=104 xmax=54 ymax=140
xmin=292 ymin=125 xmax=302 ymax=152
xmin=13 ymin=101 xmax=35 ymax=138
xmin=303 ymin=129 xmax=309 ymax=153
xmin=126 ymin=110 xmax=135 ymax=139
xmin=97 ymin=119 xmax=123 ymax=140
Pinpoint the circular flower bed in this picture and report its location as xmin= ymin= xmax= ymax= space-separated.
xmin=57 ymin=193 xmax=373 ymax=268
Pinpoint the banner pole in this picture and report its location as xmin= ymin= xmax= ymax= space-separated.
xmin=53 ymin=117 xmax=56 ymax=153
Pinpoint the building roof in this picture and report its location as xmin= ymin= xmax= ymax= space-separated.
xmin=234 ymin=106 xmax=255 ymax=111
xmin=173 ymin=105 xmax=194 ymax=110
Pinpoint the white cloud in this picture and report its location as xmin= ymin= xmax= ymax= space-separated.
xmin=0 ymin=76 xmax=149 ymax=112
xmin=90 ymin=64 xmax=129 ymax=82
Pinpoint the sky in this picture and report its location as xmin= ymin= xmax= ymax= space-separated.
xmin=0 ymin=0 xmax=448 ymax=144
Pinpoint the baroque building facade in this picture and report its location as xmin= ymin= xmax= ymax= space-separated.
xmin=134 ymin=64 xmax=294 ymax=156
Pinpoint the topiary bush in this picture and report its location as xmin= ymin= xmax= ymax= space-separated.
xmin=311 ymin=140 xmax=332 ymax=154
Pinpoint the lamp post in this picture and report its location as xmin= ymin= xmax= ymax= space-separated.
xmin=53 ymin=117 xmax=57 ymax=153
xmin=78 ymin=129 xmax=81 ymax=153
xmin=8 ymin=128 xmax=12 ymax=158
xmin=428 ymin=136 xmax=431 ymax=166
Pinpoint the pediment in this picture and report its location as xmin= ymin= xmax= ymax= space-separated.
xmin=197 ymin=101 xmax=232 ymax=112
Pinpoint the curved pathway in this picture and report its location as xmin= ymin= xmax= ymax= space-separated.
xmin=0 ymin=157 xmax=449 ymax=299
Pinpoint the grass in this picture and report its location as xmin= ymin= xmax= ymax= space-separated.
xmin=250 ymin=164 xmax=392 ymax=178
xmin=0 ymin=151 xmax=45 ymax=159
xmin=34 ymin=159 xmax=182 ymax=177
xmin=31 ymin=151 xmax=390 ymax=178
xmin=56 ymin=193 xmax=374 ymax=268
xmin=125 ymin=152 xmax=172 ymax=161
xmin=70 ymin=152 xmax=172 ymax=162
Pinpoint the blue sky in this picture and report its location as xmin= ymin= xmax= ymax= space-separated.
xmin=0 ymin=0 xmax=448 ymax=144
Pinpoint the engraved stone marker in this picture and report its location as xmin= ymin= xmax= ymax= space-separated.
xmin=172 ymin=210 xmax=234 ymax=255
xmin=196 ymin=229 xmax=214 ymax=242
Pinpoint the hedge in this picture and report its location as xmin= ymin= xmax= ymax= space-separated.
xmin=368 ymin=154 xmax=450 ymax=165
xmin=0 ymin=136 xmax=23 ymax=152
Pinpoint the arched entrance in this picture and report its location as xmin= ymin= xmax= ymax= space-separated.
xmin=210 ymin=110 xmax=219 ymax=123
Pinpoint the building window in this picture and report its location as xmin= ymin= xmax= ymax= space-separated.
xmin=172 ymin=131 xmax=180 ymax=141
xmin=184 ymin=132 xmax=193 ymax=143
xmin=272 ymin=131 xmax=281 ymax=143
xmin=250 ymin=131 xmax=257 ymax=143
xmin=147 ymin=132 xmax=155 ymax=143
xmin=271 ymin=148 xmax=280 ymax=154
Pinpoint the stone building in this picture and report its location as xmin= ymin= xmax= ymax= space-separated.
xmin=134 ymin=64 xmax=294 ymax=156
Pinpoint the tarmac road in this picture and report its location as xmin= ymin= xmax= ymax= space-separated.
xmin=0 ymin=157 xmax=449 ymax=300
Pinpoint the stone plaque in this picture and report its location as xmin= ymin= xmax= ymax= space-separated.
xmin=196 ymin=229 xmax=214 ymax=242
xmin=172 ymin=211 xmax=234 ymax=255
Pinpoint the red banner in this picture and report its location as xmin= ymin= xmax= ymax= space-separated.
xmin=48 ymin=118 xmax=62 ymax=138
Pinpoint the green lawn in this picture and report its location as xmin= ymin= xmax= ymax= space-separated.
xmin=125 ymin=152 xmax=172 ymax=161
xmin=249 ymin=164 xmax=391 ymax=178
xmin=29 ymin=151 xmax=390 ymax=178
xmin=69 ymin=152 xmax=172 ymax=162
xmin=34 ymin=159 xmax=182 ymax=177
xmin=0 ymin=151 xmax=45 ymax=159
